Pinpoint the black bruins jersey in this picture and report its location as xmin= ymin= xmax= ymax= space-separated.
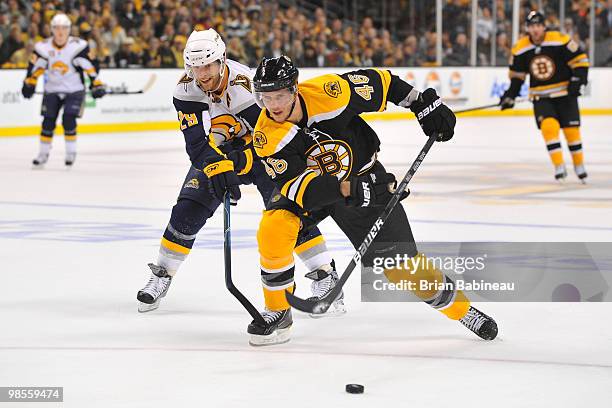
xmin=253 ymin=69 xmax=414 ymax=211
xmin=509 ymin=31 xmax=589 ymax=99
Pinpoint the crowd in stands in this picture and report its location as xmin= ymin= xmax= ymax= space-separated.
xmin=0 ymin=0 xmax=610 ymax=70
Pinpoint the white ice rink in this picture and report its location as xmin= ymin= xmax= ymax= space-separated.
xmin=1 ymin=116 xmax=612 ymax=407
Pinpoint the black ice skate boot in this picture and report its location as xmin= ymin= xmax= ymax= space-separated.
xmin=137 ymin=263 xmax=172 ymax=312
xmin=247 ymin=308 xmax=293 ymax=346
xmin=459 ymin=306 xmax=498 ymax=340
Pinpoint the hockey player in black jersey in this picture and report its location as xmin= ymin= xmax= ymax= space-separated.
xmin=246 ymin=56 xmax=498 ymax=346
xmin=501 ymin=11 xmax=590 ymax=181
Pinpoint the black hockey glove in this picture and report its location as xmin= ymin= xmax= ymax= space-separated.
xmin=90 ymin=80 xmax=106 ymax=99
xmin=203 ymin=158 xmax=242 ymax=203
xmin=221 ymin=138 xmax=255 ymax=175
xmin=347 ymin=170 xmax=409 ymax=208
xmin=567 ymin=76 xmax=586 ymax=97
xmin=499 ymin=90 xmax=514 ymax=110
xmin=21 ymin=82 xmax=35 ymax=99
xmin=409 ymin=88 xmax=455 ymax=142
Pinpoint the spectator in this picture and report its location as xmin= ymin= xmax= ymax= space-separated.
xmin=495 ymin=32 xmax=511 ymax=66
xmin=445 ymin=32 xmax=469 ymax=66
xmin=114 ymin=37 xmax=142 ymax=68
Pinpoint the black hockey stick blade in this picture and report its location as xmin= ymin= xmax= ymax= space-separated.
xmin=223 ymin=193 xmax=266 ymax=325
xmin=286 ymin=133 xmax=438 ymax=314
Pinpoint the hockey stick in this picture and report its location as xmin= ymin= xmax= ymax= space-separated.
xmin=454 ymin=97 xmax=529 ymax=114
xmin=33 ymin=73 xmax=158 ymax=96
xmin=223 ymin=193 xmax=266 ymax=325
xmin=286 ymin=133 xmax=438 ymax=314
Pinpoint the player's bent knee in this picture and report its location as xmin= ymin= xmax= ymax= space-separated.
xmin=541 ymin=117 xmax=560 ymax=133
xmin=258 ymin=209 xmax=300 ymax=264
xmin=170 ymin=198 xmax=214 ymax=236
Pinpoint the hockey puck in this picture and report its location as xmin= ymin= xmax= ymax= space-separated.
xmin=345 ymin=384 xmax=364 ymax=394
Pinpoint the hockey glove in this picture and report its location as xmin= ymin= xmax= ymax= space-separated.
xmin=409 ymin=88 xmax=455 ymax=142
xmin=90 ymin=80 xmax=106 ymax=99
xmin=21 ymin=82 xmax=35 ymax=99
xmin=221 ymin=137 xmax=255 ymax=175
xmin=499 ymin=94 xmax=515 ymax=110
xmin=203 ymin=158 xmax=242 ymax=203
xmin=347 ymin=170 xmax=409 ymax=207
xmin=567 ymin=76 xmax=586 ymax=97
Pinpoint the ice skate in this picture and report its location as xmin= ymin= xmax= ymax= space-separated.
xmin=247 ymin=308 xmax=292 ymax=346
xmin=305 ymin=263 xmax=346 ymax=318
xmin=554 ymin=164 xmax=567 ymax=181
xmin=65 ymin=152 xmax=77 ymax=167
xmin=459 ymin=306 xmax=498 ymax=340
xmin=32 ymin=152 xmax=49 ymax=169
xmin=137 ymin=263 xmax=172 ymax=312
xmin=574 ymin=164 xmax=587 ymax=183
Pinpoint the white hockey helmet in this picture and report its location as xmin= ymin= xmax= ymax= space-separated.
xmin=183 ymin=29 xmax=226 ymax=77
xmin=50 ymin=13 xmax=72 ymax=29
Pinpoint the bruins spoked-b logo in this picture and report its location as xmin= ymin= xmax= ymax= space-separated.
xmin=324 ymin=80 xmax=342 ymax=98
xmin=305 ymin=140 xmax=353 ymax=180
xmin=530 ymin=55 xmax=556 ymax=81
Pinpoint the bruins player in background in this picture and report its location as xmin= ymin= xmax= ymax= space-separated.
xmin=246 ymin=56 xmax=499 ymax=346
xmin=501 ymin=11 xmax=590 ymax=182
xmin=136 ymin=30 xmax=343 ymax=316
xmin=21 ymin=13 xmax=106 ymax=168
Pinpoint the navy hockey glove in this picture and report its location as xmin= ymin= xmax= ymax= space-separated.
xmin=90 ymin=80 xmax=106 ymax=99
xmin=21 ymin=82 xmax=35 ymax=99
xmin=203 ymin=158 xmax=241 ymax=203
xmin=409 ymin=88 xmax=455 ymax=142
xmin=347 ymin=170 xmax=409 ymax=207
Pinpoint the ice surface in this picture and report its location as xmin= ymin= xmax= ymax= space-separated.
xmin=1 ymin=116 xmax=611 ymax=407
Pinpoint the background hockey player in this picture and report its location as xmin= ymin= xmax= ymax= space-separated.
xmin=500 ymin=10 xmax=590 ymax=182
xmin=21 ymin=13 xmax=106 ymax=168
xmin=247 ymin=56 xmax=499 ymax=346
xmin=136 ymin=29 xmax=343 ymax=316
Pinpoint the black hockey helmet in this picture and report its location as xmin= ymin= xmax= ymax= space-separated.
xmin=253 ymin=55 xmax=299 ymax=93
xmin=526 ymin=10 xmax=545 ymax=26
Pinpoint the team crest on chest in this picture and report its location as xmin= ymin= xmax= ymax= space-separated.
xmin=323 ymin=80 xmax=342 ymax=98
xmin=305 ymin=139 xmax=353 ymax=180
xmin=530 ymin=55 xmax=556 ymax=81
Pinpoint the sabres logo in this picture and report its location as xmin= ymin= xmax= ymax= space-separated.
xmin=51 ymin=61 xmax=69 ymax=75
xmin=305 ymin=139 xmax=353 ymax=181
xmin=323 ymin=80 xmax=342 ymax=98
xmin=184 ymin=178 xmax=200 ymax=189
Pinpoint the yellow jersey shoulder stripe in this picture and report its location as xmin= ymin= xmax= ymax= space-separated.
xmin=511 ymin=36 xmax=534 ymax=56
xmin=253 ymin=110 xmax=300 ymax=158
xmin=542 ymin=31 xmax=570 ymax=46
xmin=300 ymin=74 xmax=351 ymax=126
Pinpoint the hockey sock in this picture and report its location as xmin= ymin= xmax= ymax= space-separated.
xmin=259 ymin=209 xmax=300 ymax=311
xmin=295 ymin=234 xmax=333 ymax=272
xmin=158 ymin=199 xmax=211 ymax=276
xmin=541 ymin=117 xmax=564 ymax=167
xmin=563 ymin=127 xmax=584 ymax=167
xmin=384 ymin=253 xmax=471 ymax=320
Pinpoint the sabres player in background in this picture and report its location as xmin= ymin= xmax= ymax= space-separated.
xmin=246 ymin=56 xmax=498 ymax=345
xmin=501 ymin=11 xmax=590 ymax=182
xmin=136 ymin=29 xmax=343 ymax=316
xmin=21 ymin=13 xmax=106 ymax=168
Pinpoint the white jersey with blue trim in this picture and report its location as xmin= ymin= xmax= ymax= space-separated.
xmin=173 ymin=59 xmax=259 ymax=147
xmin=30 ymin=36 xmax=98 ymax=94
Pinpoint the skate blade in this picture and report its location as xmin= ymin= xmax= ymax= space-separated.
xmin=309 ymin=300 xmax=347 ymax=319
xmin=32 ymin=163 xmax=46 ymax=170
xmin=249 ymin=327 xmax=291 ymax=347
xmin=138 ymin=300 xmax=161 ymax=313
